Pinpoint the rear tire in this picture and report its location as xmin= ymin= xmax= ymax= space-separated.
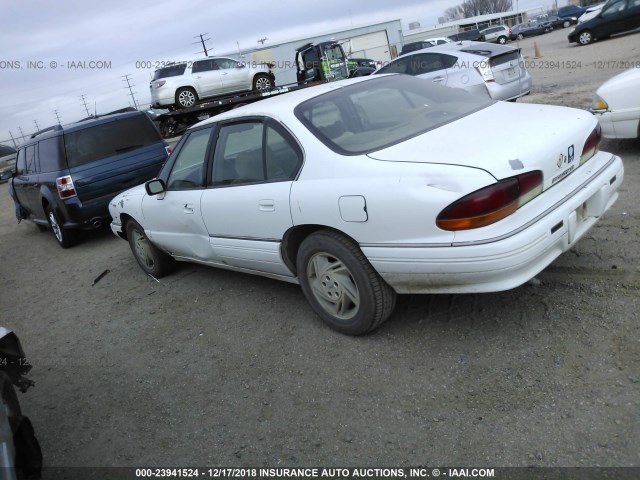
xmin=563 ymin=20 xmax=570 ymax=28
xmin=517 ymin=33 xmax=524 ymax=40
xmin=126 ymin=219 xmax=175 ymax=277
xmin=297 ymin=230 xmax=396 ymax=335
xmin=497 ymin=36 xmax=507 ymax=44
xmin=175 ymin=87 xmax=198 ymax=108
xmin=46 ymin=205 xmax=76 ymax=248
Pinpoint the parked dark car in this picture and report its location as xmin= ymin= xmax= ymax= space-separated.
xmin=0 ymin=144 xmax=16 ymax=157
xmin=447 ymin=28 xmax=482 ymax=41
xmin=568 ymin=0 xmax=640 ymax=45
xmin=538 ymin=14 xmax=579 ymax=28
xmin=400 ymin=41 xmax=435 ymax=56
xmin=510 ymin=21 xmax=550 ymax=40
xmin=558 ymin=4 xmax=588 ymax=18
xmin=8 ymin=111 xmax=170 ymax=248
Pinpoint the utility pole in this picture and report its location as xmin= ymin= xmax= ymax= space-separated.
xmin=122 ymin=74 xmax=139 ymax=110
xmin=194 ymin=33 xmax=211 ymax=56
xmin=33 ymin=120 xmax=40 ymax=132
xmin=8 ymin=131 xmax=18 ymax=147
xmin=79 ymin=94 xmax=91 ymax=116
xmin=18 ymin=127 xmax=25 ymax=142
xmin=53 ymin=110 xmax=62 ymax=125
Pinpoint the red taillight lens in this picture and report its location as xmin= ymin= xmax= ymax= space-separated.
xmin=165 ymin=146 xmax=173 ymax=155
xmin=154 ymin=80 xmax=166 ymax=89
xmin=436 ymin=171 xmax=543 ymax=231
xmin=56 ymin=175 xmax=77 ymax=199
xmin=580 ymin=124 xmax=601 ymax=165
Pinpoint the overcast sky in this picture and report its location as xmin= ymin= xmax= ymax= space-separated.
xmin=0 ymin=0 xmax=551 ymax=145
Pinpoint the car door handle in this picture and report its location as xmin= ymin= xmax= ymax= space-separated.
xmin=432 ymin=76 xmax=445 ymax=82
xmin=183 ymin=203 xmax=194 ymax=214
xmin=258 ymin=199 xmax=275 ymax=212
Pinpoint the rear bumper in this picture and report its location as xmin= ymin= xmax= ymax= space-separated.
xmin=363 ymin=154 xmax=624 ymax=294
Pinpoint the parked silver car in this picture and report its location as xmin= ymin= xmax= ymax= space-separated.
xmin=374 ymin=41 xmax=532 ymax=101
xmin=150 ymin=57 xmax=275 ymax=109
xmin=480 ymin=25 xmax=511 ymax=44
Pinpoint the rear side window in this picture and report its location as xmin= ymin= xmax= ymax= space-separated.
xmin=64 ymin=115 xmax=161 ymax=168
xmin=152 ymin=64 xmax=187 ymax=80
xmin=38 ymin=137 xmax=64 ymax=173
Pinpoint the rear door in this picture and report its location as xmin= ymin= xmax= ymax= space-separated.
xmin=191 ymin=59 xmax=223 ymax=98
xmin=409 ymin=52 xmax=452 ymax=85
xmin=215 ymin=58 xmax=249 ymax=93
xmin=200 ymin=119 xmax=302 ymax=277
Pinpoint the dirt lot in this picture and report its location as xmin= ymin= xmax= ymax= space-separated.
xmin=1 ymin=27 xmax=639 ymax=476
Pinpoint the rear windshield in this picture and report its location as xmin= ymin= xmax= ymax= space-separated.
xmin=152 ymin=64 xmax=187 ymax=80
xmin=64 ymin=115 xmax=161 ymax=167
xmin=294 ymin=75 xmax=493 ymax=155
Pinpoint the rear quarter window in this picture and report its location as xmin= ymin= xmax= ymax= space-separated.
xmin=152 ymin=64 xmax=187 ymax=80
xmin=64 ymin=115 xmax=162 ymax=168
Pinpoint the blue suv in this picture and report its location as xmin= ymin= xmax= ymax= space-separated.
xmin=9 ymin=110 xmax=169 ymax=247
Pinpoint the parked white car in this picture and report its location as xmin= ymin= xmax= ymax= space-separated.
xmin=590 ymin=67 xmax=640 ymax=138
xmin=374 ymin=41 xmax=531 ymax=101
xmin=150 ymin=57 xmax=275 ymax=109
xmin=110 ymin=75 xmax=623 ymax=335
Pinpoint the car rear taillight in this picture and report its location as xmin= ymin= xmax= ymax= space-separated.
xmin=580 ymin=124 xmax=601 ymax=166
xmin=476 ymin=60 xmax=495 ymax=83
xmin=436 ymin=171 xmax=543 ymax=231
xmin=165 ymin=146 xmax=173 ymax=155
xmin=56 ymin=175 xmax=77 ymax=199
xmin=154 ymin=80 xmax=166 ymax=89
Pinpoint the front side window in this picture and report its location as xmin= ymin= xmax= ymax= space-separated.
xmin=214 ymin=59 xmax=240 ymax=69
xmin=166 ymin=127 xmax=213 ymax=190
xmin=192 ymin=60 xmax=216 ymax=73
xmin=601 ymin=0 xmax=627 ymax=16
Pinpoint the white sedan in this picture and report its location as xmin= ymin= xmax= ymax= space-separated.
xmin=109 ymin=75 xmax=624 ymax=335
xmin=590 ymin=67 xmax=640 ymax=139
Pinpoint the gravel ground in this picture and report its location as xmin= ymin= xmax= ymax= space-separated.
xmin=0 ymin=26 xmax=639 ymax=478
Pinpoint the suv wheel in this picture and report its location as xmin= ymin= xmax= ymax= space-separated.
xmin=126 ymin=219 xmax=175 ymax=277
xmin=46 ymin=205 xmax=76 ymax=248
xmin=253 ymin=74 xmax=273 ymax=92
xmin=498 ymin=36 xmax=507 ymax=44
xmin=578 ymin=30 xmax=593 ymax=45
xmin=175 ymin=88 xmax=198 ymax=109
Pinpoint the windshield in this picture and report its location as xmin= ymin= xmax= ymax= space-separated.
xmin=294 ymin=75 xmax=493 ymax=155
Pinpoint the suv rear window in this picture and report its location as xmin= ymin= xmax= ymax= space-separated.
xmin=152 ymin=64 xmax=187 ymax=80
xmin=64 ymin=115 xmax=161 ymax=168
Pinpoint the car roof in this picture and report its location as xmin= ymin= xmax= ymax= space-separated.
xmin=409 ymin=40 xmax=517 ymax=57
xmin=194 ymin=77 xmax=377 ymax=127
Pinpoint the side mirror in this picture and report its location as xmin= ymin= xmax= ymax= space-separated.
xmin=145 ymin=179 xmax=166 ymax=196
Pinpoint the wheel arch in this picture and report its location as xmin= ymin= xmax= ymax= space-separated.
xmin=280 ymin=224 xmax=360 ymax=276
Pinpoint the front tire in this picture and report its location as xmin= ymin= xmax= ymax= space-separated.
xmin=46 ymin=205 xmax=76 ymax=248
xmin=578 ymin=30 xmax=593 ymax=45
xmin=175 ymin=87 xmax=198 ymax=108
xmin=126 ymin=219 xmax=175 ymax=277
xmin=253 ymin=73 xmax=273 ymax=92
xmin=297 ymin=231 xmax=396 ymax=335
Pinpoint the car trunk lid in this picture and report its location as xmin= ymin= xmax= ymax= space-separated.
xmin=367 ymin=101 xmax=598 ymax=192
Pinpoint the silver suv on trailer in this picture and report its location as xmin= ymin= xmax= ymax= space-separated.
xmin=150 ymin=57 xmax=275 ymax=109
xmin=480 ymin=25 xmax=511 ymax=44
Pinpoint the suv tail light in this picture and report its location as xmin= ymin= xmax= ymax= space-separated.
xmin=165 ymin=146 xmax=173 ymax=155
xmin=436 ymin=171 xmax=543 ymax=231
xmin=154 ymin=80 xmax=166 ymax=89
xmin=580 ymin=124 xmax=601 ymax=166
xmin=56 ymin=175 xmax=77 ymax=199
